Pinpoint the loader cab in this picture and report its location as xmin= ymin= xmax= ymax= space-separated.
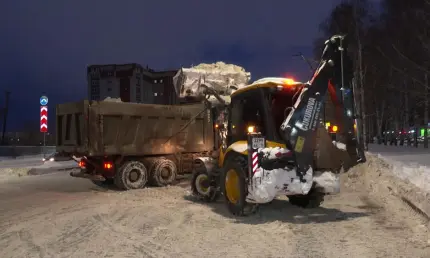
xmin=226 ymin=80 xmax=304 ymax=147
xmin=227 ymin=88 xmax=275 ymax=146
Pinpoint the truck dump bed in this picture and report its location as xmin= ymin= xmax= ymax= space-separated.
xmin=56 ymin=100 xmax=214 ymax=157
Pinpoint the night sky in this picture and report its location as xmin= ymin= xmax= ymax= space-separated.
xmin=1 ymin=0 xmax=349 ymax=131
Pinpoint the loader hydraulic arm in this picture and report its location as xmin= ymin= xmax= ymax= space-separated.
xmin=280 ymin=35 xmax=364 ymax=180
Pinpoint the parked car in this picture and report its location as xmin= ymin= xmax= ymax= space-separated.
xmin=42 ymin=152 xmax=72 ymax=162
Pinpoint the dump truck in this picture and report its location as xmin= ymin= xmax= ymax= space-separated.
xmin=57 ymin=63 xmax=250 ymax=190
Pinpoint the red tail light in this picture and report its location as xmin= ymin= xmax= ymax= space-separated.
xmin=78 ymin=160 xmax=85 ymax=168
xmin=103 ymin=162 xmax=114 ymax=170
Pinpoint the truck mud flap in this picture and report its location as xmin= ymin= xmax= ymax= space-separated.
xmin=70 ymin=170 xmax=106 ymax=181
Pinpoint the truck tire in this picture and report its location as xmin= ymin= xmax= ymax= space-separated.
xmin=191 ymin=169 xmax=219 ymax=202
xmin=150 ymin=158 xmax=177 ymax=187
xmin=288 ymin=188 xmax=325 ymax=208
xmin=114 ymin=161 xmax=149 ymax=190
xmin=221 ymin=155 xmax=257 ymax=216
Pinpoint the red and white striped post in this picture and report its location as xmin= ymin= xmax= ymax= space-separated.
xmin=251 ymin=152 xmax=258 ymax=174
xmin=247 ymin=132 xmax=265 ymax=188
xmin=40 ymin=106 xmax=48 ymax=133
xmin=40 ymin=95 xmax=48 ymax=158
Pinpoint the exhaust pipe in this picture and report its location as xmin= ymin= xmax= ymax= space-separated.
xmin=70 ymin=170 xmax=106 ymax=181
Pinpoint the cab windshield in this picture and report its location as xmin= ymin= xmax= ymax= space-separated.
xmin=269 ymin=87 xmax=301 ymax=138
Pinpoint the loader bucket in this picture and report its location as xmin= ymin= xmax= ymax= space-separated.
xmin=313 ymin=126 xmax=356 ymax=173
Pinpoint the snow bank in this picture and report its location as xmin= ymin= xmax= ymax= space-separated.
xmin=368 ymin=144 xmax=430 ymax=194
xmin=0 ymin=167 xmax=31 ymax=181
xmin=348 ymin=154 xmax=430 ymax=221
xmin=374 ymin=154 xmax=430 ymax=195
xmin=0 ymin=161 xmax=78 ymax=181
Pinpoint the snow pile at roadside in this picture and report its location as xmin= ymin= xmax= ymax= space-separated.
xmin=375 ymin=154 xmax=430 ymax=194
xmin=0 ymin=161 xmax=78 ymax=181
xmin=344 ymin=154 xmax=430 ymax=221
xmin=0 ymin=167 xmax=31 ymax=180
xmin=368 ymin=144 xmax=430 ymax=194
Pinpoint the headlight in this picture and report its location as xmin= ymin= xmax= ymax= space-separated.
xmin=49 ymin=157 xmax=55 ymax=161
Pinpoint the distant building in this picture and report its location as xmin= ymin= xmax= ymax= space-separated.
xmin=146 ymin=70 xmax=179 ymax=105
xmin=87 ymin=63 xmax=178 ymax=105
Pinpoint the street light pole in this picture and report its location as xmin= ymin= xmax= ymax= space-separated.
xmin=1 ymin=91 xmax=11 ymax=145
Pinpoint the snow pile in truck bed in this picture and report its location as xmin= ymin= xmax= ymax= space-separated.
xmin=173 ymin=62 xmax=251 ymax=100
xmin=103 ymin=97 xmax=122 ymax=102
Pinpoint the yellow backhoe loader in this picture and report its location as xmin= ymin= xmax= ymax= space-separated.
xmin=191 ymin=35 xmax=366 ymax=216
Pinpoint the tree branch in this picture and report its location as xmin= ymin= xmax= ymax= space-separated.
xmin=391 ymin=44 xmax=430 ymax=74
xmin=376 ymin=46 xmax=427 ymax=87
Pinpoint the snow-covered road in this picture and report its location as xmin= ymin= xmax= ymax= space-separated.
xmin=0 ymin=170 xmax=428 ymax=258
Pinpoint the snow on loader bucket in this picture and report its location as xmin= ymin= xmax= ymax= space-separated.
xmin=245 ymin=129 xmax=350 ymax=203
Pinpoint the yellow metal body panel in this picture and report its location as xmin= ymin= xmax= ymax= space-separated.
xmin=218 ymin=140 xmax=287 ymax=167
xmin=294 ymin=136 xmax=305 ymax=153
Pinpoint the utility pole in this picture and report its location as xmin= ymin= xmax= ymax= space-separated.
xmin=1 ymin=91 xmax=11 ymax=145
xmin=424 ymin=74 xmax=429 ymax=148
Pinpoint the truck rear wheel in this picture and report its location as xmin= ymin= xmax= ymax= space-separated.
xmin=114 ymin=161 xmax=149 ymax=190
xmin=221 ymin=155 xmax=257 ymax=216
xmin=150 ymin=158 xmax=177 ymax=187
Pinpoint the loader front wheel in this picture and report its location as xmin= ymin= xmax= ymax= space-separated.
xmin=288 ymin=188 xmax=325 ymax=208
xmin=191 ymin=170 xmax=219 ymax=202
xmin=221 ymin=156 xmax=257 ymax=216
xmin=114 ymin=161 xmax=149 ymax=190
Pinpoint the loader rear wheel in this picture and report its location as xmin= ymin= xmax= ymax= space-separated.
xmin=114 ymin=161 xmax=148 ymax=190
xmin=288 ymin=188 xmax=325 ymax=208
xmin=221 ymin=156 xmax=257 ymax=216
xmin=150 ymin=158 xmax=177 ymax=187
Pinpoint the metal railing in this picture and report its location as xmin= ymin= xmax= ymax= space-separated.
xmin=0 ymin=146 xmax=56 ymax=157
